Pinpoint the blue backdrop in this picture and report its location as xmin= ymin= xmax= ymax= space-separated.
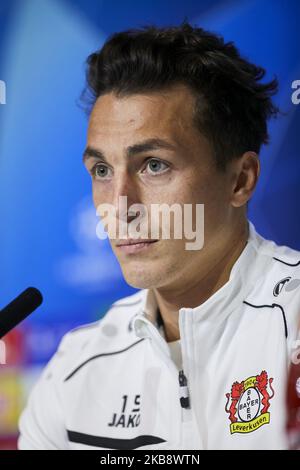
xmin=0 ymin=0 xmax=299 ymax=367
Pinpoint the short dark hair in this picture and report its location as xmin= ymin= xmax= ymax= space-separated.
xmin=82 ymin=21 xmax=279 ymax=171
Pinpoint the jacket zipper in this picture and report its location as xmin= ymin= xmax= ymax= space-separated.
xmin=178 ymin=370 xmax=191 ymax=409
xmin=135 ymin=313 xmax=191 ymax=410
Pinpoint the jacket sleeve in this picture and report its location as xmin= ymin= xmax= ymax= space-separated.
xmin=18 ymin=340 xmax=69 ymax=450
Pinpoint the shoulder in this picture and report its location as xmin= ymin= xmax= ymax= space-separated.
xmin=258 ymin=230 xmax=300 ymax=269
xmin=64 ymin=289 xmax=144 ymax=343
xmin=247 ymin=220 xmax=300 ymax=282
xmin=248 ymin=228 xmax=300 ymax=340
xmin=256 ymin=233 xmax=300 ymax=289
xmin=44 ymin=289 xmax=145 ymax=383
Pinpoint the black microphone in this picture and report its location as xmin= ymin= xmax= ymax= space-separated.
xmin=0 ymin=287 xmax=43 ymax=339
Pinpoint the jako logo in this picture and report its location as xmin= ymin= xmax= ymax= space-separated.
xmin=273 ymin=276 xmax=291 ymax=296
xmin=0 ymin=80 xmax=6 ymax=105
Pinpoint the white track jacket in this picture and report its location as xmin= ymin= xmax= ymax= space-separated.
xmin=18 ymin=220 xmax=300 ymax=450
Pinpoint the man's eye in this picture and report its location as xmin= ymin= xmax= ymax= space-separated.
xmin=91 ymin=164 xmax=112 ymax=179
xmin=144 ymin=159 xmax=169 ymax=175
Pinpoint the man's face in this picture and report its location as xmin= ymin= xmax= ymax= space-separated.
xmin=84 ymin=84 xmax=235 ymax=290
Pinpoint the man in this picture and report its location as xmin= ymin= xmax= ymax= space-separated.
xmin=18 ymin=22 xmax=300 ymax=450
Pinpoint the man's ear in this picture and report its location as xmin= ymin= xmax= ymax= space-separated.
xmin=231 ymin=151 xmax=260 ymax=208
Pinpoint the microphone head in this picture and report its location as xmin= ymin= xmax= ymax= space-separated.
xmin=0 ymin=287 xmax=43 ymax=339
xmin=19 ymin=287 xmax=43 ymax=310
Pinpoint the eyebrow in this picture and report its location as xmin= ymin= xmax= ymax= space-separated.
xmin=82 ymin=138 xmax=177 ymax=163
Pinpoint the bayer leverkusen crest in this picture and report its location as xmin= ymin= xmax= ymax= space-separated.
xmin=225 ymin=370 xmax=275 ymax=434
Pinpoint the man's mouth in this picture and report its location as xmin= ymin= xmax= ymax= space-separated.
xmin=115 ymin=239 xmax=158 ymax=254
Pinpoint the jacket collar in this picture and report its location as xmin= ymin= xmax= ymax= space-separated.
xmin=132 ymin=219 xmax=272 ymax=338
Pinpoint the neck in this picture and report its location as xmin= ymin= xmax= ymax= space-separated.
xmin=153 ymin=220 xmax=249 ymax=342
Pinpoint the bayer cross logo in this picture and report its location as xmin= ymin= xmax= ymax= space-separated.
xmin=238 ymin=387 xmax=260 ymax=422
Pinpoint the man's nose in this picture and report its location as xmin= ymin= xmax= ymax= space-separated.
xmin=113 ymin=171 xmax=140 ymax=223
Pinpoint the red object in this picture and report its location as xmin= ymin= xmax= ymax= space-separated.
xmin=286 ymin=355 xmax=300 ymax=449
xmin=0 ymin=436 xmax=18 ymax=450
xmin=1 ymin=328 xmax=25 ymax=365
